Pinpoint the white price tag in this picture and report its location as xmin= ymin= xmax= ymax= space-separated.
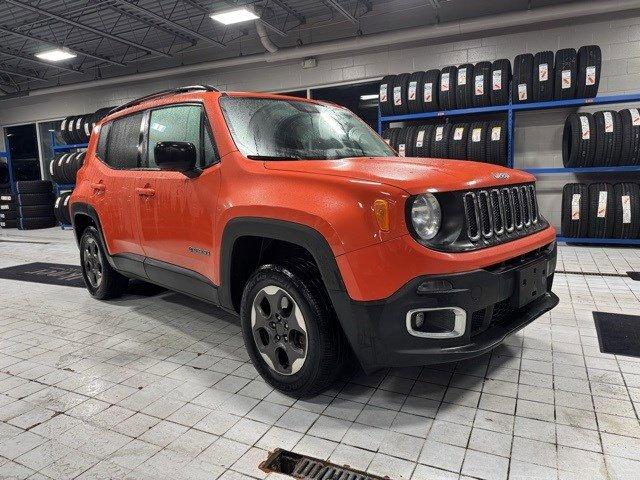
xmin=472 ymin=128 xmax=482 ymax=142
xmin=580 ymin=116 xmax=590 ymax=140
xmin=622 ymin=195 xmax=631 ymax=224
xmin=597 ymin=191 xmax=608 ymax=218
xmin=398 ymin=144 xmax=406 ymax=157
xmin=518 ymin=83 xmax=527 ymax=101
xmin=562 ymin=69 xmax=572 ymax=89
xmin=453 ymin=127 xmax=464 ymax=141
xmin=539 ymin=63 xmax=549 ymax=82
xmin=408 ymin=81 xmax=417 ymax=101
xmin=0 ymin=205 xmax=8 ymax=210
xmin=571 ymin=194 xmax=581 ymax=220
xmin=586 ymin=66 xmax=596 ymax=86
xmin=458 ymin=68 xmax=467 ymax=86
xmin=0 ymin=195 xmax=10 ymax=201
xmin=435 ymin=126 xmax=444 ymax=141
xmin=393 ymin=86 xmax=402 ymax=106
xmin=379 ymin=84 xmax=387 ymax=102
xmin=475 ymin=75 xmax=484 ymax=96
xmin=424 ymin=82 xmax=433 ymax=103
xmin=55 ymin=197 xmax=62 ymax=208
xmin=491 ymin=126 xmax=501 ymax=141
xmin=441 ymin=72 xmax=450 ymax=92
xmin=604 ymin=112 xmax=614 ymax=133
xmin=630 ymin=108 xmax=640 ymax=126
xmin=492 ymin=70 xmax=501 ymax=90
xmin=416 ymin=130 xmax=425 ymax=147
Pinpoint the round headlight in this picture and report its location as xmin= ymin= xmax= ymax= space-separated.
xmin=411 ymin=193 xmax=441 ymax=240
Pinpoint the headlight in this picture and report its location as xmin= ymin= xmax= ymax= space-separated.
xmin=411 ymin=193 xmax=441 ymax=240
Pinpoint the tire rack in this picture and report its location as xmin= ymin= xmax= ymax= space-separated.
xmin=50 ymin=130 xmax=87 ymax=230
xmin=378 ymin=91 xmax=640 ymax=246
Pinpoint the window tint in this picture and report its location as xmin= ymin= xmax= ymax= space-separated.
xmin=147 ymin=105 xmax=201 ymax=168
xmin=202 ymin=123 xmax=217 ymax=168
xmin=96 ymin=122 xmax=110 ymax=161
xmin=105 ymin=113 xmax=143 ymax=169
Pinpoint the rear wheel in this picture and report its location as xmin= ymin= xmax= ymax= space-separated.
xmin=80 ymin=226 xmax=128 ymax=299
xmin=240 ymin=263 xmax=347 ymax=397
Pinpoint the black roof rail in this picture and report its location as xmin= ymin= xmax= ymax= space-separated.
xmin=108 ymin=85 xmax=220 ymax=115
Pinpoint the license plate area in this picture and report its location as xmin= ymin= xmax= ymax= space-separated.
xmin=514 ymin=259 xmax=548 ymax=308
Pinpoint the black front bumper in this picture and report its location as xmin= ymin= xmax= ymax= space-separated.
xmin=330 ymin=241 xmax=558 ymax=372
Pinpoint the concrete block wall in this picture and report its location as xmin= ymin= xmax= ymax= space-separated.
xmin=3 ymin=14 xmax=640 ymax=229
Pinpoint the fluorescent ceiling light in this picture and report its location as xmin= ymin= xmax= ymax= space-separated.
xmin=210 ymin=7 xmax=259 ymax=25
xmin=35 ymin=49 xmax=76 ymax=62
xmin=360 ymin=94 xmax=379 ymax=101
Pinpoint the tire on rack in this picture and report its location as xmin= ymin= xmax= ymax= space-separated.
xmin=588 ymin=183 xmax=615 ymax=238
xmin=439 ymin=66 xmax=457 ymax=111
xmin=407 ymin=72 xmax=426 ymax=114
xmin=512 ymin=54 xmax=534 ymax=104
xmin=613 ymin=183 xmax=640 ymax=239
xmin=594 ymin=110 xmax=622 ymax=167
xmin=561 ymin=183 xmax=589 ymax=238
xmin=18 ymin=204 xmax=54 ymax=218
xmin=576 ymin=45 xmax=602 ymax=99
xmin=403 ymin=125 xmax=420 ymax=157
xmin=413 ymin=124 xmax=433 ymax=157
xmin=388 ymin=128 xmax=402 ymax=152
xmin=0 ymin=219 xmax=17 ymax=229
xmin=430 ymin=124 xmax=451 ymax=159
xmin=15 ymin=180 xmax=52 ymax=195
xmin=467 ymin=122 xmax=488 ymax=162
xmin=562 ymin=113 xmax=595 ymax=167
xmin=455 ymin=64 xmax=474 ymax=109
xmin=392 ymin=73 xmax=411 ymax=116
xmin=619 ymin=108 xmax=640 ymax=166
xmin=533 ymin=51 xmax=555 ymax=102
xmin=0 ymin=209 xmax=18 ymax=220
xmin=18 ymin=216 xmax=56 ymax=230
xmin=63 ymin=153 xmax=80 ymax=184
xmin=472 ymin=61 xmax=492 ymax=108
xmin=17 ymin=192 xmax=54 ymax=206
xmin=395 ymin=127 xmax=411 ymax=157
xmin=55 ymin=191 xmax=73 ymax=225
xmin=421 ymin=69 xmax=440 ymax=112
xmin=60 ymin=116 xmax=73 ymax=144
xmin=378 ymin=75 xmax=396 ymax=117
xmin=448 ymin=123 xmax=469 ymax=160
xmin=490 ymin=59 xmax=511 ymax=106
xmin=554 ymin=48 xmax=577 ymax=100
xmin=486 ymin=120 xmax=508 ymax=165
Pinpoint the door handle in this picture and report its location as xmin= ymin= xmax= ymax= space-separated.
xmin=136 ymin=187 xmax=155 ymax=197
xmin=91 ymin=183 xmax=105 ymax=192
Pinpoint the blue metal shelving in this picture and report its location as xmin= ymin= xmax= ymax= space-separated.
xmin=378 ymin=91 xmax=640 ymax=246
xmin=50 ymin=132 xmax=87 ymax=230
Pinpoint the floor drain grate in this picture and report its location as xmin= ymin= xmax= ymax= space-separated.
xmin=261 ymin=449 xmax=387 ymax=480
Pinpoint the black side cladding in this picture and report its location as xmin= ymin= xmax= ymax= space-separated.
xmin=430 ymin=124 xmax=452 ymax=159
xmin=562 ymin=183 xmax=589 ymax=238
xmin=576 ymin=45 xmax=602 ymax=98
xmin=588 ymin=183 xmax=615 ymax=238
xmin=407 ymin=72 xmax=426 ymax=114
xmin=486 ymin=120 xmax=508 ymax=166
xmin=533 ymin=51 xmax=555 ymax=101
xmin=562 ymin=113 xmax=595 ymax=167
xmin=490 ymin=59 xmax=511 ymax=106
xmin=455 ymin=63 xmax=474 ymax=109
xmin=467 ymin=122 xmax=487 ymax=162
xmin=422 ymin=69 xmax=440 ymax=112
xmin=619 ymin=108 xmax=640 ymax=166
xmin=392 ymin=73 xmax=411 ymax=115
xmin=439 ymin=65 xmax=457 ymax=110
xmin=594 ymin=110 xmax=622 ymax=167
xmin=554 ymin=48 xmax=577 ymax=100
xmin=512 ymin=53 xmax=534 ymax=104
xmin=472 ymin=61 xmax=492 ymax=108
xmin=378 ymin=75 xmax=395 ymax=116
xmin=413 ymin=124 xmax=433 ymax=157
xmin=613 ymin=183 xmax=640 ymax=239
xmin=449 ymin=123 xmax=469 ymax=160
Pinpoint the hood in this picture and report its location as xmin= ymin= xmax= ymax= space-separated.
xmin=264 ymin=157 xmax=534 ymax=194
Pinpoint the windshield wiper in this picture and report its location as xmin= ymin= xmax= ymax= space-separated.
xmin=247 ymin=154 xmax=303 ymax=160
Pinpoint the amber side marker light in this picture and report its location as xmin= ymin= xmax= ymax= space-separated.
xmin=373 ymin=199 xmax=390 ymax=231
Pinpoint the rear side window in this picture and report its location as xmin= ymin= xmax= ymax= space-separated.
xmin=105 ymin=113 xmax=143 ymax=169
xmin=96 ymin=122 xmax=110 ymax=161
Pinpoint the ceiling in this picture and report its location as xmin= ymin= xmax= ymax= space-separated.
xmin=0 ymin=0 xmax=590 ymax=96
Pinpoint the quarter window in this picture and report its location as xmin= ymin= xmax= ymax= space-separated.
xmin=105 ymin=113 xmax=143 ymax=169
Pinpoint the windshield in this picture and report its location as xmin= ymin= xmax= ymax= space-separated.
xmin=220 ymin=96 xmax=395 ymax=160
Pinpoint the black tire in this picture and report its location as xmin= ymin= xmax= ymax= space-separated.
xmin=533 ymin=51 xmax=555 ymax=102
xmin=240 ymin=262 xmax=348 ymax=397
xmin=455 ymin=64 xmax=474 ymax=109
xmin=392 ymin=73 xmax=411 ymax=116
xmin=448 ymin=123 xmax=469 ymax=160
xmin=50 ymin=154 xmax=68 ymax=184
xmin=421 ymin=69 xmax=440 ymax=112
xmin=403 ymin=125 xmax=420 ymax=157
xmin=388 ymin=128 xmax=402 ymax=152
xmin=612 ymin=183 xmax=640 ymax=239
xmin=407 ymin=72 xmax=426 ymax=114
xmin=472 ymin=61 xmax=492 ymax=108
xmin=467 ymin=122 xmax=487 ymax=162
xmin=439 ymin=66 xmax=457 ymax=110
xmin=576 ymin=45 xmax=601 ymax=99
xmin=79 ymin=226 xmax=129 ymax=299
xmin=413 ymin=125 xmax=433 ymax=157
xmin=54 ymin=191 xmax=73 ymax=225
xmin=395 ymin=127 xmax=412 ymax=157
xmin=379 ymin=75 xmax=396 ymax=117
xmin=512 ymin=54 xmax=534 ymax=104
xmin=561 ymin=183 xmax=589 ymax=238
xmin=588 ymin=183 xmax=615 ymax=238
xmin=0 ymin=162 xmax=9 ymax=189
xmin=0 ymin=192 xmax=13 ymax=202
xmin=486 ymin=120 xmax=508 ymax=166
xmin=0 ymin=202 xmax=16 ymax=212
xmin=490 ymin=59 xmax=511 ymax=106
xmin=18 ymin=204 xmax=54 ymax=218
xmin=619 ymin=109 xmax=640 ymax=166
xmin=562 ymin=113 xmax=596 ymax=167
xmin=0 ymin=219 xmax=17 ymax=229
xmin=0 ymin=210 xmax=18 ymax=220
xmin=594 ymin=110 xmax=622 ymax=167
xmin=554 ymin=48 xmax=577 ymax=100
xmin=381 ymin=128 xmax=391 ymax=146
xmin=430 ymin=124 xmax=451 ymax=159
xmin=18 ymin=216 xmax=56 ymax=230
xmin=15 ymin=180 xmax=52 ymax=194
xmin=60 ymin=116 xmax=73 ymax=144
xmin=63 ymin=153 xmax=80 ymax=184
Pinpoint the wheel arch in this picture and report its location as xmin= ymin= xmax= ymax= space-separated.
xmin=70 ymin=202 xmax=117 ymax=269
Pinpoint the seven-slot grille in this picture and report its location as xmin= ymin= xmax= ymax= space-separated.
xmin=463 ymin=184 xmax=539 ymax=242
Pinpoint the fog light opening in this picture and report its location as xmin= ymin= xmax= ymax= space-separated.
xmin=406 ymin=307 xmax=466 ymax=339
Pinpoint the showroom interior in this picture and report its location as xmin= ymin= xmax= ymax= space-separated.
xmin=2 ymin=0 xmax=640 ymax=479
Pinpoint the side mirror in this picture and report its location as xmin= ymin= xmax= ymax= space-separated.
xmin=155 ymin=141 xmax=198 ymax=177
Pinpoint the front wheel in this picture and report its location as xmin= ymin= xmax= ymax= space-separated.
xmin=79 ymin=226 xmax=128 ymax=300
xmin=240 ymin=263 xmax=347 ymax=397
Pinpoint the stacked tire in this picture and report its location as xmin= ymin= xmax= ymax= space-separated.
xmin=59 ymin=107 xmax=113 ymax=145
xmin=562 ymin=182 xmax=640 ymax=239
xmin=0 ymin=191 xmax=17 ymax=229
xmin=3 ymin=181 xmax=55 ymax=230
xmin=54 ymin=191 xmax=73 ymax=226
xmin=50 ymin=152 xmax=86 ymax=185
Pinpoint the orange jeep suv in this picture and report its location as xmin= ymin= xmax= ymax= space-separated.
xmin=70 ymin=85 xmax=558 ymax=397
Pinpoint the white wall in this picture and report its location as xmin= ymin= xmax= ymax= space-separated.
xmin=2 ymin=14 xmax=640 ymax=228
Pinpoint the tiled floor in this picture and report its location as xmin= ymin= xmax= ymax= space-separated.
xmin=1 ymin=228 xmax=640 ymax=480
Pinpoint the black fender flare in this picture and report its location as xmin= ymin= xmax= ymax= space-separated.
xmin=69 ymin=202 xmax=117 ymax=270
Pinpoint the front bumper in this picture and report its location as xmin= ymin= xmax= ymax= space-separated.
xmin=330 ymin=241 xmax=558 ymax=372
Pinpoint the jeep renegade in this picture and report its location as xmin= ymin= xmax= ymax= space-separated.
xmin=70 ymin=85 xmax=559 ymax=397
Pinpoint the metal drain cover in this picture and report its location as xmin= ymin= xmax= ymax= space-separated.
xmin=260 ymin=449 xmax=388 ymax=480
